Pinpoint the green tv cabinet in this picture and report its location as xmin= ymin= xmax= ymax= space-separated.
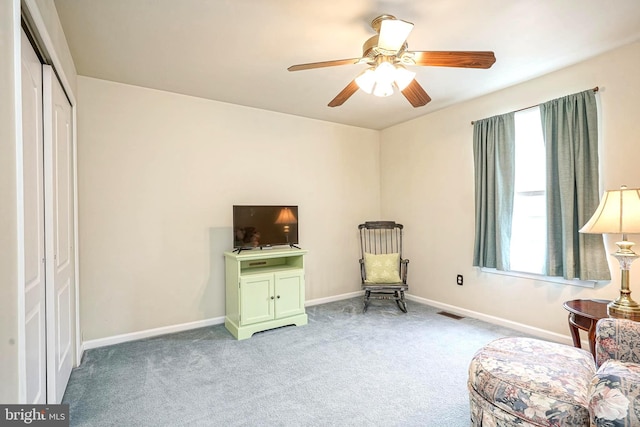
xmin=224 ymin=248 xmax=308 ymax=339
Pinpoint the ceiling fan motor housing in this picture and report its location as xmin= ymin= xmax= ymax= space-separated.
xmin=362 ymin=36 xmax=379 ymax=59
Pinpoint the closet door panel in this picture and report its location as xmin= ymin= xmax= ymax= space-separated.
xmin=21 ymin=29 xmax=46 ymax=405
xmin=44 ymin=65 xmax=75 ymax=404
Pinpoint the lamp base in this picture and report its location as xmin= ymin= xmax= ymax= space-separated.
xmin=607 ymin=242 xmax=640 ymax=320
xmin=607 ymin=298 xmax=640 ymax=321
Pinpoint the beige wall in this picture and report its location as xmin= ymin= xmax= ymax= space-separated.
xmin=380 ymin=41 xmax=640 ymax=338
xmin=0 ymin=0 xmax=21 ymax=403
xmin=77 ymin=77 xmax=380 ymax=341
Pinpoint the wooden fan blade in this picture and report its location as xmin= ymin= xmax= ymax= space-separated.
xmin=328 ymin=80 xmax=360 ymax=107
xmin=410 ymin=51 xmax=496 ymax=69
xmin=401 ymin=80 xmax=431 ymax=108
xmin=288 ymin=58 xmax=361 ymax=72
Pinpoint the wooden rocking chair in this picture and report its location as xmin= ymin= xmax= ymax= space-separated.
xmin=358 ymin=221 xmax=409 ymax=313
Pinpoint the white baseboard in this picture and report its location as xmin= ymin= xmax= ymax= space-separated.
xmin=82 ymin=315 xmax=226 ymax=351
xmin=81 ymin=291 xmax=585 ymax=353
xmin=405 ymin=294 xmax=582 ymax=347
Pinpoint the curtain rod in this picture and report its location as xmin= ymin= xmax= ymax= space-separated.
xmin=470 ymin=86 xmax=599 ymax=125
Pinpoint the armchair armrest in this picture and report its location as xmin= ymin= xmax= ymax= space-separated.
xmin=595 ymin=318 xmax=640 ymax=367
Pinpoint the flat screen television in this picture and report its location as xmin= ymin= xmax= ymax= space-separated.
xmin=233 ymin=205 xmax=299 ymax=250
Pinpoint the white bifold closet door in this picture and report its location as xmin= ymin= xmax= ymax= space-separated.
xmin=43 ymin=64 xmax=75 ymax=404
xmin=21 ymin=29 xmax=75 ymax=404
xmin=22 ymin=28 xmax=47 ymax=405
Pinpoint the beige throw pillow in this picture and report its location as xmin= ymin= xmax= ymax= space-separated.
xmin=364 ymin=252 xmax=401 ymax=284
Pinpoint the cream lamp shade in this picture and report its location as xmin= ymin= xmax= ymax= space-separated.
xmin=579 ymin=186 xmax=640 ymax=235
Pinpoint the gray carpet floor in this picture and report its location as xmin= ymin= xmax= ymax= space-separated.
xmin=62 ymin=297 xmax=529 ymax=426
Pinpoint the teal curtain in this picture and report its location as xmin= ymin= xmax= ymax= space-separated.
xmin=473 ymin=113 xmax=516 ymax=270
xmin=540 ymin=90 xmax=611 ymax=280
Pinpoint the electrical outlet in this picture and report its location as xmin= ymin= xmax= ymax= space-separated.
xmin=456 ymin=274 xmax=463 ymax=286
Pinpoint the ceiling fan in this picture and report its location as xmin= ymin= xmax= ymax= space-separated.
xmin=287 ymin=14 xmax=496 ymax=108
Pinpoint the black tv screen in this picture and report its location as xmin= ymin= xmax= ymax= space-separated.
xmin=233 ymin=205 xmax=299 ymax=249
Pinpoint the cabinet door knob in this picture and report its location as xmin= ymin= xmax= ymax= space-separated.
xmin=277 ymin=295 xmax=281 ymax=299
xmin=270 ymin=296 xmax=275 ymax=300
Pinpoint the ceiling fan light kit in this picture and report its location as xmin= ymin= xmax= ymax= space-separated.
xmin=355 ymin=59 xmax=416 ymax=97
xmin=288 ymin=14 xmax=496 ymax=108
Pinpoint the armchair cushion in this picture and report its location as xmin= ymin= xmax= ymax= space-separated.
xmin=589 ymin=359 xmax=640 ymax=426
xmin=596 ymin=318 xmax=640 ymax=367
xmin=363 ymin=252 xmax=401 ymax=284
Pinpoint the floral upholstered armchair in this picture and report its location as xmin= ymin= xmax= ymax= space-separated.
xmin=468 ymin=317 xmax=640 ymax=427
xmin=591 ymin=317 xmax=640 ymax=426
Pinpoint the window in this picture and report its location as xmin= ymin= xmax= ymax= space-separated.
xmin=472 ymin=89 xmax=610 ymax=283
xmin=509 ymin=107 xmax=546 ymax=275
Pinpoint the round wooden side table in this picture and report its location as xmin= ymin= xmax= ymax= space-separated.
xmin=562 ymin=299 xmax=610 ymax=358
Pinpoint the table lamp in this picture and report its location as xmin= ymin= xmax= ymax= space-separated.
xmin=580 ymin=185 xmax=640 ymax=320
xmin=275 ymin=207 xmax=297 ymax=243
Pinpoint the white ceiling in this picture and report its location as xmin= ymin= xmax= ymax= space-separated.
xmin=53 ymin=0 xmax=640 ymax=130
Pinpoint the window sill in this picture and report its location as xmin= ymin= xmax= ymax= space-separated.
xmin=480 ymin=268 xmax=597 ymax=289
